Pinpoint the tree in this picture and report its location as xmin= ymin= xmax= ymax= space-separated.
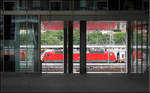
xmin=40 ymin=30 xmax=127 ymax=45
xmin=113 ymin=32 xmax=126 ymax=45
xmin=41 ymin=30 xmax=64 ymax=45
xmin=87 ymin=32 xmax=110 ymax=45
xmin=73 ymin=30 xmax=80 ymax=45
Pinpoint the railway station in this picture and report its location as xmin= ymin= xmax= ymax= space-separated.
xmin=0 ymin=0 xmax=150 ymax=93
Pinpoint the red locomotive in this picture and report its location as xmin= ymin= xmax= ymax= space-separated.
xmin=19 ymin=51 xmax=26 ymax=59
xmin=132 ymin=50 xmax=142 ymax=59
xmin=4 ymin=50 xmax=26 ymax=61
xmin=3 ymin=48 xmax=142 ymax=63
xmin=41 ymin=49 xmax=117 ymax=63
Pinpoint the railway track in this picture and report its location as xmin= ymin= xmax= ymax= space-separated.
xmin=42 ymin=63 xmax=126 ymax=73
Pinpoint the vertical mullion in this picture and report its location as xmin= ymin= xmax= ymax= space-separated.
xmin=64 ymin=21 xmax=68 ymax=73
xmin=68 ymin=21 xmax=73 ymax=73
xmin=141 ymin=20 xmax=143 ymax=73
xmin=127 ymin=20 xmax=132 ymax=73
xmin=146 ymin=22 xmax=149 ymax=71
xmin=2 ymin=1 xmax=4 ymax=72
xmin=80 ymin=21 xmax=86 ymax=74
xmin=130 ymin=21 xmax=133 ymax=72
xmin=25 ymin=15 xmax=28 ymax=72
xmin=136 ymin=21 xmax=138 ymax=73
xmin=37 ymin=15 xmax=41 ymax=73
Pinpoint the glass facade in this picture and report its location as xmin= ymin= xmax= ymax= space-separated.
xmin=1 ymin=15 xmax=38 ymax=72
xmin=3 ymin=0 xmax=149 ymax=11
xmin=0 ymin=0 xmax=149 ymax=74
xmin=130 ymin=20 xmax=149 ymax=73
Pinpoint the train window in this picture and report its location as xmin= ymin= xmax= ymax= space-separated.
xmin=73 ymin=49 xmax=79 ymax=53
xmin=89 ymin=49 xmax=104 ymax=53
xmin=55 ymin=49 xmax=63 ymax=53
xmin=122 ymin=54 xmax=124 ymax=58
xmin=46 ymin=54 xmax=49 ymax=56
xmin=20 ymin=52 xmax=24 ymax=55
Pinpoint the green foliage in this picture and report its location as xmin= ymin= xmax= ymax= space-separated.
xmin=20 ymin=30 xmax=147 ymax=46
xmin=113 ymin=32 xmax=126 ymax=45
xmin=40 ymin=30 xmax=127 ymax=45
xmin=20 ymin=30 xmax=35 ymax=45
xmin=132 ymin=31 xmax=147 ymax=46
xmin=41 ymin=30 xmax=63 ymax=45
xmin=87 ymin=32 xmax=110 ymax=45
xmin=73 ymin=30 xmax=80 ymax=45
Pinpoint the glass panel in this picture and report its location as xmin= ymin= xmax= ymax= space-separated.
xmin=4 ymin=15 xmax=15 ymax=72
xmin=73 ymin=21 xmax=80 ymax=73
xmin=131 ymin=20 xmax=148 ymax=73
xmin=3 ymin=0 xmax=148 ymax=11
xmin=16 ymin=0 xmax=26 ymax=10
xmin=27 ymin=0 xmax=41 ymax=10
xmin=41 ymin=21 xmax=64 ymax=73
xmin=40 ymin=0 xmax=49 ymax=10
xmin=120 ymin=0 xmax=142 ymax=10
xmin=137 ymin=21 xmax=142 ymax=73
xmin=3 ymin=15 xmax=38 ymax=72
xmin=108 ymin=0 xmax=119 ymax=10
xmin=142 ymin=21 xmax=148 ymax=72
xmin=50 ymin=0 xmax=62 ymax=10
xmin=74 ymin=0 xmax=108 ymax=10
xmin=16 ymin=16 xmax=38 ymax=72
xmin=131 ymin=21 xmax=137 ymax=73
xmin=86 ymin=21 xmax=127 ymax=73
xmin=0 ymin=15 xmax=4 ymax=72
xmin=4 ymin=1 xmax=16 ymax=10
xmin=143 ymin=0 xmax=149 ymax=10
xmin=0 ymin=0 xmax=3 ymax=10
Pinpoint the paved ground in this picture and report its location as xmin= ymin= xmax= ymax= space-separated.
xmin=0 ymin=72 xmax=148 ymax=93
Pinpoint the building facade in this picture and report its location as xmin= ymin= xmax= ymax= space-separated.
xmin=0 ymin=0 xmax=150 ymax=92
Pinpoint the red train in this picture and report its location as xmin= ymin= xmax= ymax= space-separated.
xmin=20 ymin=51 xmax=26 ymax=59
xmin=3 ymin=50 xmax=26 ymax=61
xmin=3 ymin=49 xmax=142 ymax=63
xmin=4 ymin=50 xmax=26 ymax=59
xmin=41 ymin=49 xmax=117 ymax=63
xmin=132 ymin=50 xmax=142 ymax=59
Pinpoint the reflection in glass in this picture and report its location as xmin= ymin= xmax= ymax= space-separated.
xmin=3 ymin=0 xmax=149 ymax=11
xmin=3 ymin=15 xmax=38 ymax=72
xmin=131 ymin=20 xmax=148 ymax=73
